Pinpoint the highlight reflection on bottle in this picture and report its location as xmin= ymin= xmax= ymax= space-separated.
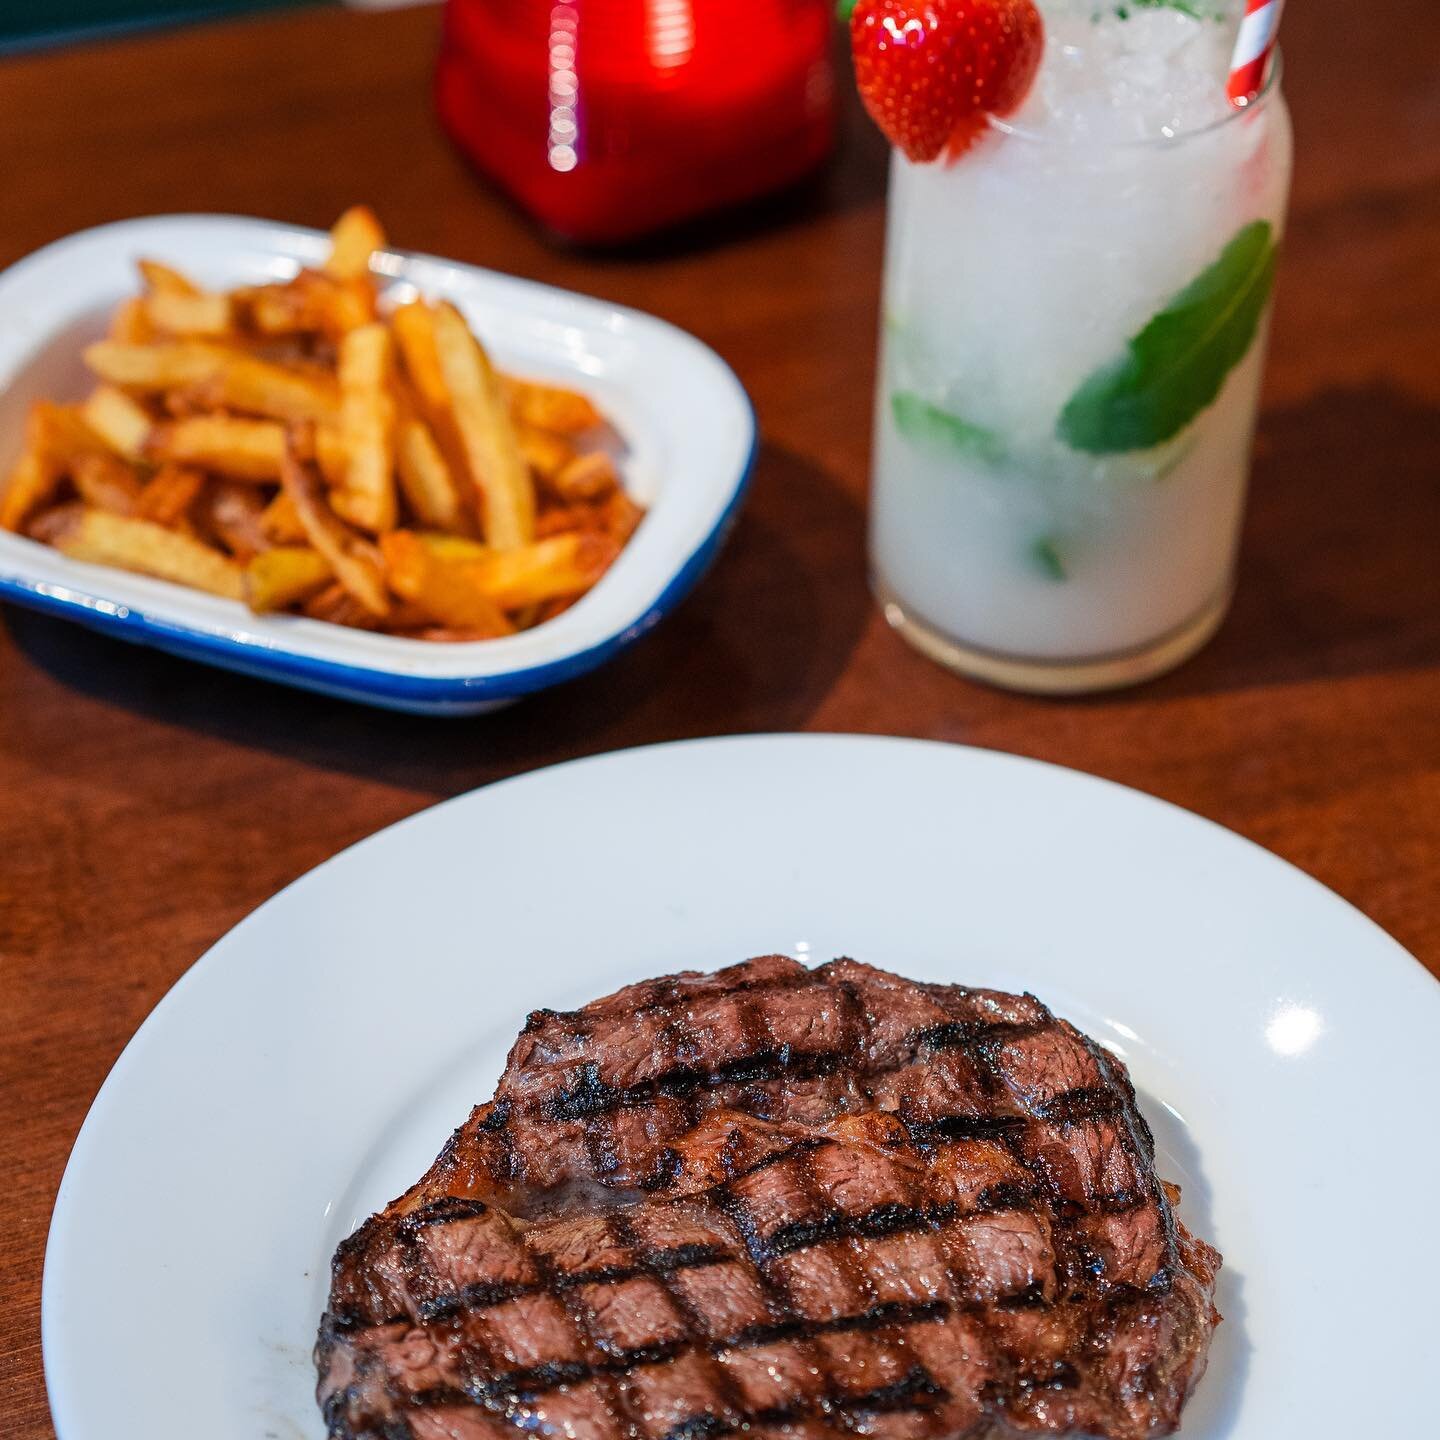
xmin=436 ymin=0 xmax=837 ymax=244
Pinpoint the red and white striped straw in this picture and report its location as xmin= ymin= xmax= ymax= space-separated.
xmin=1229 ymin=0 xmax=1285 ymax=108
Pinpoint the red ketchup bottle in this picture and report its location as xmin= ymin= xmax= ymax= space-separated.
xmin=435 ymin=0 xmax=838 ymax=244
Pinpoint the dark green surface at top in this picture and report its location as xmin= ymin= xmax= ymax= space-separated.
xmin=0 ymin=0 xmax=312 ymax=52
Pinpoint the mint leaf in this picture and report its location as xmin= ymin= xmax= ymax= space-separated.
xmin=1125 ymin=0 xmax=1211 ymax=18
xmin=836 ymin=0 xmax=859 ymax=20
xmin=1058 ymin=220 xmax=1277 ymax=454
xmin=1031 ymin=537 xmax=1067 ymax=582
xmin=891 ymin=391 xmax=1005 ymax=464
xmin=1113 ymin=0 xmax=1224 ymax=18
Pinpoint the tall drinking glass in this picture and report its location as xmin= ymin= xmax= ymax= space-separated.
xmin=869 ymin=45 xmax=1292 ymax=693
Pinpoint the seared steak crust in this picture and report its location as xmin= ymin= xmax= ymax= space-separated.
xmin=318 ymin=958 xmax=1221 ymax=1440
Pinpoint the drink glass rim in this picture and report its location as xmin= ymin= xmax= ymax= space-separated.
xmin=987 ymin=49 xmax=1283 ymax=150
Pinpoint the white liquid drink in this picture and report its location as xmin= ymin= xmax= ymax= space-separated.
xmin=870 ymin=1 xmax=1293 ymax=691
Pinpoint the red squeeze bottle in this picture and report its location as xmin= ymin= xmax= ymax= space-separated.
xmin=435 ymin=0 xmax=838 ymax=244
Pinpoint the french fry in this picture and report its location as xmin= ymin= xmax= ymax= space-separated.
xmin=141 ymin=288 xmax=234 ymax=338
xmin=316 ymin=276 xmax=377 ymax=335
xmin=72 ymin=451 xmax=143 ymax=516
xmin=332 ymin=279 xmax=379 ymax=331
xmin=502 ymin=375 xmax=604 ymax=435
xmin=537 ymin=490 xmax=643 ymax=547
xmin=137 ymin=259 xmax=231 ymax=335
xmin=202 ymin=480 xmax=271 ymax=559
xmin=467 ymin=532 xmax=618 ymax=610
xmin=136 ymin=464 xmax=205 ymax=526
xmin=138 ymin=259 xmax=201 ymax=295
xmin=551 ymin=450 xmax=620 ymax=503
xmin=31 ymin=402 xmax=105 ymax=467
xmin=25 ymin=501 xmax=85 ymax=545
xmin=308 ymin=587 xmax=434 ymax=632
xmin=243 ymin=545 xmax=332 ymax=612
xmin=221 ymin=355 xmax=338 ymax=422
xmin=379 ymin=531 xmax=514 ymax=635
xmin=81 ymin=385 xmax=154 ymax=461
xmin=396 ymin=414 xmax=466 ymax=533
xmin=313 ymin=424 xmax=348 ymax=488
xmin=391 ymin=306 xmax=473 ymax=515
xmin=108 ymin=296 xmax=155 ymax=344
xmin=54 ymin=509 xmax=243 ymax=598
xmin=183 ymin=352 xmax=338 ymax=422
xmin=602 ymin=487 xmax=645 ymax=546
xmin=386 ymin=530 xmax=616 ymax=613
xmin=279 ymin=434 xmax=390 ymax=617
xmin=220 ymin=357 xmax=335 ymax=423
xmin=148 ymin=415 xmax=286 ymax=481
xmin=85 ymin=342 xmax=336 ymax=422
xmin=390 ymin=301 xmax=449 ymax=414
xmin=534 ymin=593 xmax=581 ymax=624
xmin=302 ymin=580 xmax=385 ymax=629
xmin=260 ymin=490 xmax=308 ymax=544
xmin=242 ymin=270 xmax=374 ymax=338
xmin=83 ymin=339 xmax=228 ymax=390
xmin=160 ymin=387 xmax=210 ymax=419
xmin=331 ymin=322 xmax=396 ymax=533
xmin=535 ymin=503 xmax=595 ymax=539
xmin=411 ymin=532 xmax=489 ymax=562
xmin=240 ymin=281 xmax=313 ymax=336
xmin=517 ymin=426 xmax=576 ymax=486
xmin=0 ymin=403 xmax=98 ymax=531
xmin=431 ymin=301 xmax=535 ymax=549
xmin=0 ymin=445 xmax=60 ymax=533
xmin=325 ymin=205 xmax=385 ymax=281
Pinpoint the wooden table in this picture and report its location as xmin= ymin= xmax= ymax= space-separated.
xmin=1 ymin=3 xmax=1436 ymax=1433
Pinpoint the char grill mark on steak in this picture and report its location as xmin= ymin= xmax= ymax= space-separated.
xmin=392 ymin=1127 xmax=1040 ymax=1316
xmin=484 ymin=957 xmax=1062 ymax=1197
xmin=545 ymin=1047 xmax=852 ymax=1123
xmin=319 ymin=958 xmax=1222 ymax=1440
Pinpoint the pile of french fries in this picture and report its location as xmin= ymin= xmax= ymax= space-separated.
xmin=0 ymin=208 xmax=643 ymax=640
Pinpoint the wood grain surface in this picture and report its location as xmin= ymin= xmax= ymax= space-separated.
xmin=1 ymin=3 xmax=1436 ymax=1434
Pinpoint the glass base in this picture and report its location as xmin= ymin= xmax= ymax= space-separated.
xmin=873 ymin=578 xmax=1232 ymax=695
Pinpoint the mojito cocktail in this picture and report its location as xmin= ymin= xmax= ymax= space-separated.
xmin=853 ymin=0 xmax=1292 ymax=691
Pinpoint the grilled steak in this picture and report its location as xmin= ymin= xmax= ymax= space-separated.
xmin=318 ymin=957 xmax=1221 ymax=1440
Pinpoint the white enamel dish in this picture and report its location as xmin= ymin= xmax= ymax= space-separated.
xmin=42 ymin=735 xmax=1440 ymax=1439
xmin=0 ymin=216 xmax=755 ymax=714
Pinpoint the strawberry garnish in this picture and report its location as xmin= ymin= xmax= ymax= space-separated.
xmin=850 ymin=0 xmax=1044 ymax=163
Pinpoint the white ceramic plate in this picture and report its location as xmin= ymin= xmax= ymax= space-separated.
xmin=0 ymin=216 xmax=755 ymax=713
xmin=43 ymin=735 xmax=1440 ymax=1439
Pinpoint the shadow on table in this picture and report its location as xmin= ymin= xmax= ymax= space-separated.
xmin=578 ymin=130 xmax=891 ymax=266
xmin=1111 ymin=383 xmax=1440 ymax=704
xmin=4 ymin=442 xmax=869 ymax=795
